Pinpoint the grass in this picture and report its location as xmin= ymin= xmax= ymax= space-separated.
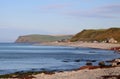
xmin=0 ymin=70 xmax=55 ymax=79
xmin=16 ymin=34 xmax=73 ymax=43
xmin=70 ymin=28 xmax=120 ymax=42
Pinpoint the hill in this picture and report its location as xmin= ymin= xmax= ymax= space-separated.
xmin=15 ymin=34 xmax=73 ymax=43
xmin=70 ymin=28 xmax=120 ymax=42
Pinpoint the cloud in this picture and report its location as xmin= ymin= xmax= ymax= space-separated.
xmin=99 ymin=4 xmax=120 ymax=14
xmin=66 ymin=4 xmax=120 ymax=18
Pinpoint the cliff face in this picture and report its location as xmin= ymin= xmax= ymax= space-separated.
xmin=70 ymin=28 xmax=120 ymax=42
xmin=15 ymin=36 xmax=35 ymax=43
xmin=15 ymin=28 xmax=120 ymax=43
xmin=15 ymin=34 xmax=72 ymax=43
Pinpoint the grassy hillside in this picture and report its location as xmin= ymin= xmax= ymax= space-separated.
xmin=70 ymin=28 xmax=120 ymax=42
xmin=15 ymin=34 xmax=72 ymax=43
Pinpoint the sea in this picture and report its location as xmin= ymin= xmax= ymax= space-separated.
xmin=0 ymin=43 xmax=120 ymax=75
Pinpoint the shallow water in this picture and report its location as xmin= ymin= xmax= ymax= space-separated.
xmin=0 ymin=43 xmax=119 ymax=75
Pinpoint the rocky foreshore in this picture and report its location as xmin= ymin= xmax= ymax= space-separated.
xmin=1 ymin=67 xmax=120 ymax=79
xmin=110 ymin=47 xmax=120 ymax=52
xmin=32 ymin=42 xmax=120 ymax=79
xmin=34 ymin=66 xmax=120 ymax=79
xmin=34 ymin=58 xmax=120 ymax=79
xmin=1 ymin=42 xmax=120 ymax=79
xmin=1 ymin=58 xmax=120 ymax=79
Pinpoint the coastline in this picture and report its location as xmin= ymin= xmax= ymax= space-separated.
xmin=34 ymin=66 xmax=120 ymax=79
xmin=40 ymin=42 xmax=120 ymax=51
xmin=0 ymin=42 xmax=120 ymax=79
xmin=1 ymin=66 xmax=120 ymax=79
xmin=33 ymin=42 xmax=120 ymax=79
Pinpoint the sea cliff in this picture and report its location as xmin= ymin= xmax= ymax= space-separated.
xmin=15 ymin=34 xmax=72 ymax=43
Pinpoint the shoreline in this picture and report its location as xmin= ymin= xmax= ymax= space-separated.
xmin=1 ymin=66 xmax=119 ymax=79
xmin=0 ymin=63 xmax=120 ymax=79
xmin=33 ymin=42 xmax=120 ymax=79
xmin=0 ymin=42 xmax=120 ymax=79
xmin=34 ymin=66 xmax=120 ymax=79
xmin=39 ymin=42 xmax=120 ymax=52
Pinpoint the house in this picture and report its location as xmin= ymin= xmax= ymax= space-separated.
xmin=106 ymin=38 xmax=118 ymax=43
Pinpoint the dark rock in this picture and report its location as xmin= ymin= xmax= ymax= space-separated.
xmin=117 ymin=62 xmax=120 ymax=65
xmin=86 ymin=60 xmax=96 ymax=62
xmin=110 ymin=58 xmax=120 ymax=66
xmin=111 ymin=47 xmax=120 ymax=52
xmin=98 ymin=61 xmax=105 ymax=66
xmin=62 ymin=60 xmax=69 ymax=62
xmin=86 ymin=61 xmax=92 ymax=66
xmin=74 ymin=59 xmax=81 ymax=62
xmin=102 ymin=75 xmax=120 ymax=79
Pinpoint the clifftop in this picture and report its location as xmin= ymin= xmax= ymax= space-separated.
xmin=15 ymin=28 xmax=120 ymax=43
xmin=15 ymin=34 xmax=73 ymax=43
xmin=70 ymin=28 xmax=120 ymax=42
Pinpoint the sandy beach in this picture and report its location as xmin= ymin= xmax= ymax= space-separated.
xmin=32 ymin=42 xmax=120 ymax=79
xmin=41 ymin=42 xmax=120 ymax=50
xmin=34 ymin=66 xmax=120 ymax=79
xmin=0 ymin=42 xmax=119 ymax=79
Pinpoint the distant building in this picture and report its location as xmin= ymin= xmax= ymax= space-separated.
xmin=106 ymin=38 xmax=118 ymax=43
xmin=108 ymin=38 xmax=118 ymax=43
xmin=93 ymin=41 xmax=98 ymax=43
xmin=57 ymin=39 xmax=69 ymax=42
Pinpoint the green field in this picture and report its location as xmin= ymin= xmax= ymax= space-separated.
xmin=15 ymin=34 xmax=73 ymax=43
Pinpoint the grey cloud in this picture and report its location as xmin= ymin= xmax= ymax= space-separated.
xmin=97 ymin=4 xmax=120 ymax=14
xmin=66 ymin=4 xmax=120 ymax=18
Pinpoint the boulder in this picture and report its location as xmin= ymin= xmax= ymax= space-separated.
xmin=111 ymin=58 xmax=120 ymax=66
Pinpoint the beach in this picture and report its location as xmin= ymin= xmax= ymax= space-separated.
xmin=31 ymin=42 xmax=120 ymax=79
xmin=34 ymin=66 xmax=120 ymax=79
xmin=0 ymin=42 xmax=120 ymax=79
xmin=41 ymin=42 xmax=120 ymax=50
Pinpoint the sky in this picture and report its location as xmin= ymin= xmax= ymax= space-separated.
xmin=0 ymin=0 xmax=120 ymax=42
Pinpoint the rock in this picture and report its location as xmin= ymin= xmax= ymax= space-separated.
xmin=112 ymin=62 xmax=118 ymax=66
xmin=111 ymin=58 xmax=120 ymax=66
xmin=110 ymin=47 xmax=120 ymax=52
xmin=86 ymin=60 xmax=97 ymax=62
xmin=101 ymin=75 xmax=120 ymax=79
xmin=98 ymin=61 xmax=105 ymax=66
xmin=117 ymin=62 xmax=120 ymax=65
xmin=115 ymin=58 xmax=120 ymax=62
xmin=62 ymin=59 xmax=72 ymax=62
xmin=74 ymin=59 xmax=81 ymax=62
xmin=86 ymin=61 xmax=92 ymax=66
xmin=62 ymin=60 xmax=69 ymax=62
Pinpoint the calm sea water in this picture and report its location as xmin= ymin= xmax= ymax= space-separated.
xmin=0 ymin=43 xmax=120 ymax=75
